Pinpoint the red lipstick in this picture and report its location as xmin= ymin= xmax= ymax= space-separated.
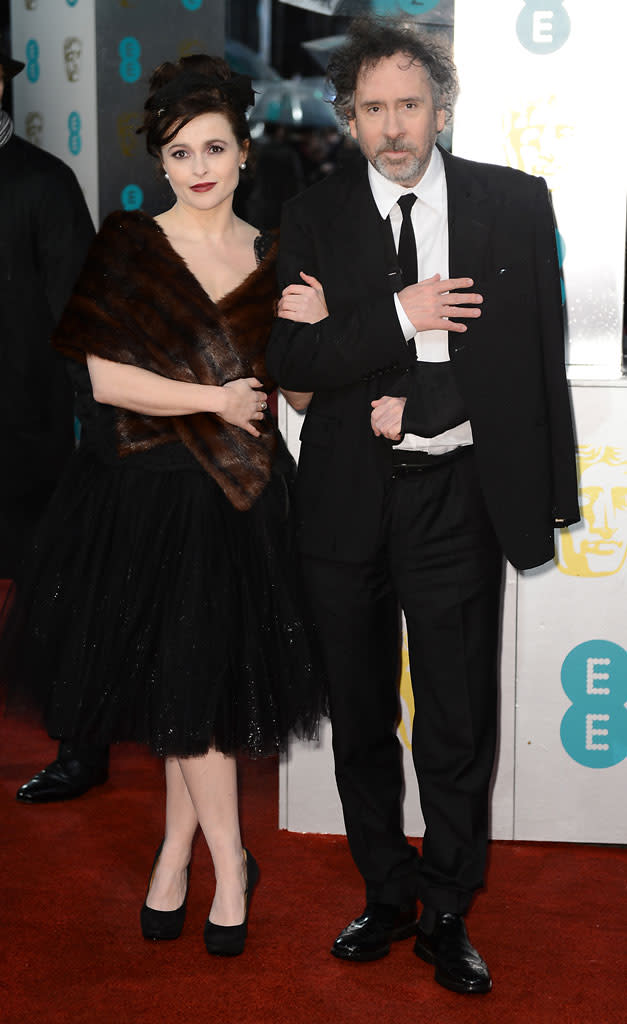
xmin=190 ymin=182 xmax=216 ymax=192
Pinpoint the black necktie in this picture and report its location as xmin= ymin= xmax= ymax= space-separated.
xmin=397 ymin=193 xmax=417 ymax=287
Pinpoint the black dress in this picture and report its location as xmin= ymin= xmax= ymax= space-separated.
xmin=2 ymin=235 xmax=324 ymax=758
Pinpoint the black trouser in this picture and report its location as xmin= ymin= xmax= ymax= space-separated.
xmin=57 ymin=739 xmax=109 ymax=769
xmin=303 ymin=449 xmax=503 ymax=915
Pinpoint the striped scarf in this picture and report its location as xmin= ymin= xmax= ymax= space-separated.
xmin=0 ymin=110 xmax=14 ymax=148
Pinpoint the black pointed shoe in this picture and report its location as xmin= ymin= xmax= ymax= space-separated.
xmin=140 ymin=842 xmax=190 ymax=941
xmin=413 ymin=913 xmax=492 ymax=994
xmin=203 ymin=849 xmax=259 ymax=957
xmin=331 ymin=903 xmax=418 ymax=962
xmin=16 ymin=751 xmax=109 ymax=803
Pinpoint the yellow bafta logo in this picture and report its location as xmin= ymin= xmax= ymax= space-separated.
xmin=556 ymin=446 xmax=627 ymax=577
xmin=398 ymin=629 xmax=414 ymax=752
xmin=178 ymin=39 xmax=206 ymax=58
xmin=503 ymin=96 xmax=574 ymax=190
xmin=117 ymin=113 xmax=141 ymax=157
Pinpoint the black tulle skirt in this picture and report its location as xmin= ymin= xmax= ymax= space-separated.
xmin=1 ymin=445 xmax=325 ymax=757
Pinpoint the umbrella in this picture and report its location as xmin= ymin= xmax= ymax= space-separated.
xmin=225 ymin=39 xmax=281 ymax=83
xmin=250 ymin=77 xmax=338 ymax=127
xmin=302 ymin=35 xmax=348 ymax=72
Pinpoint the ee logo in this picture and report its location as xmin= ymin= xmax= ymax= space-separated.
xmin=119 ymin=37 xmax=142 ymax=83
xmin=66 ymin=0 xmax=79 ymax=7
xmin=373 ymin=0 xmax=441 ymax=14
xmin=181 ymin=0 xmax=204 ymax=9
xmin=26 ymin=39 xmax=40 ymax=82
xmin=68 ymin=111 xmax=82 ymax=155
xmin=561 ymin=640 xmax=627 ymax=768
xmin=516 ymin=1 xmax=571 ymax=54
xmin=555 ymin=228 xmax=565 ymax=303
xmin=121 ymin=184 xmax=143 ymax=211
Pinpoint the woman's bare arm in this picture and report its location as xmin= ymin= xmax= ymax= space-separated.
xmin=87 ymin=354 xmax=267 ymax=437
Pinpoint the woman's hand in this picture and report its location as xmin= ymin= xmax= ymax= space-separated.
xmin=277 ymin=272 xmax=328 ymax=324
xmin=220 ymin=377 xmax=267 ymax=437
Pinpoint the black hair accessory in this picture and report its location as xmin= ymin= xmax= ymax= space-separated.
xmin=147 ymin=70 xmax=255 ymax=117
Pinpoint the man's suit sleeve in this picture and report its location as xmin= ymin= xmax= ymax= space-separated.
xmin=265 ymin=195 xmax=415 ymax=391
xmin=533 ymin=178 xmax=579 ymax=525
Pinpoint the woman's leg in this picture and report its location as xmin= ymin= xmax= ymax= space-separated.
xmin=145 ymin=756 xmax=198 ymax=911
xmin=177 ymin=749 xmax=247 ymax=927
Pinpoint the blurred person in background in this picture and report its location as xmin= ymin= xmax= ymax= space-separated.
xmin=0 ymin=45 xmax=99 ymax=804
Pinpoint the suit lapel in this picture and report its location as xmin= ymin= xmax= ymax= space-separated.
xmin=326 ymin=158 xmax=401 ymax=298
xmin=440 ymin=146 xmax=492 ymax=282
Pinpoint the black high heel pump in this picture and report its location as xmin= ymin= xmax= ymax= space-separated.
xmin=203 ymin=849 xmax=259 ymax=956
xmin=140 ymin=841 xmax=190 ymax=941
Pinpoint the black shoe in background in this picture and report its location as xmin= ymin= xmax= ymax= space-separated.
xmin=16 ymin=741 xmax=109 ymax=803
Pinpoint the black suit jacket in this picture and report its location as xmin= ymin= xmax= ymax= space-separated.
xmin=0 ymin=135 xmax=95 ymax=575
xmin=266 ymin=148 xmax=579 ymax=571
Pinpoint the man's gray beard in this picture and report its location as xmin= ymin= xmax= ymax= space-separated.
xmin=373 ymin=149 xmax=425 ymax=185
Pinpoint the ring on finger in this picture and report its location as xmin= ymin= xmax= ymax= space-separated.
xmin=260 ymin=401 xmax=268 ymax=411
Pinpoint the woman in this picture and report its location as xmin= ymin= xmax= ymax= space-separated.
xmin=2 ymin=55 xmax=324 ymax=957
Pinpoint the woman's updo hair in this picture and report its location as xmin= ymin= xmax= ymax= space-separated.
xmin=139 ymin=54 xmax=254 ymax=157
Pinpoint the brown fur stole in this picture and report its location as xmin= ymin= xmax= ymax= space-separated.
xmin=53 ymin=210 xmax=278 ymax=511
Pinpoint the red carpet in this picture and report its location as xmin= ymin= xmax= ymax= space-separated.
xmin=1 ymin=714 xmax=625 ymax=1024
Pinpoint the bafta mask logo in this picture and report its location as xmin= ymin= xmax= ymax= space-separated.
xmin=503 ymin=96 xmax=574 ymax=189
xmin=25 ymin=111 xmax=43 ymax=147
xmin=116 ymin=112 xmax=140 ymax=157
xmin=64 ymin=37 xmax=82 ymax=83
xmin=24 ymin=0 xmax=39 ymax=9
xmin=556 ymin=446 xmax=627 ymax=578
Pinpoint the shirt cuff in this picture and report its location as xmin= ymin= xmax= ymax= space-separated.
xmin=394 ymin=293 xmax=417 ymax=342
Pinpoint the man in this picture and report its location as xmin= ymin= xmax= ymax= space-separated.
xmin=267 ymin=18 xmax=578 ymax=995
xmin=0 ymin=47 xmax=105 ymax=803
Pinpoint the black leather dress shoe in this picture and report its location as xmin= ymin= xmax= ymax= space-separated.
xmin=16 ymin=754 xmax=109 ymax=803
xmin=414 ymin=913 xmax=492 ymax=994
xmin=332 ymin=903 xmax=418 ymax=962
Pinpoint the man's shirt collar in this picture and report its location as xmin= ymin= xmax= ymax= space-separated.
xmin=368 ymin=145 xmax=445 ymax=220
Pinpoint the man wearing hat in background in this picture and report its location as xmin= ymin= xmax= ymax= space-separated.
xmin=0 ymin=45 xmax=105 ymax=802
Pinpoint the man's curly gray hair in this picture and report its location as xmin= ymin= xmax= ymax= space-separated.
xmin=327 ymin=17 xmax=459 ymax=130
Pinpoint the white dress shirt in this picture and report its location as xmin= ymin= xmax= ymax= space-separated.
xmin=368 ymin=149 xmax=472 ymax=453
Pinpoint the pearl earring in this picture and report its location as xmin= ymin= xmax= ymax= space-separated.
xmin=239 ymin=162 xmax=246 ymax=170
xmin=164 ymin=172 xmax=170 ymax=181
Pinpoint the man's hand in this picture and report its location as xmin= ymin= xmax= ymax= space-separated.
xmin=398 ymin=274 xmax=483 ymax=333
xmin=277 ymin=272 xmax=329 ymax=324
xmin=371 ymin=396 xmax=407 ymax=441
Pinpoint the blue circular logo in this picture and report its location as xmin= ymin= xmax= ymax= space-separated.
xmin=26 ymin=38 xmax=40 ymax=83
xmin=66 ymin=0 xmax=79 ymax=7
xmin=516 ymin=1 xmax=571 ymax=54
xmin=181 ymin=0 xmax=203 ymax=9
xmin=121 ymin=184 xmax=144 ymax=211
xmin=119 ymin=37 xmax=142 ymax=83
xmin=68 ymin=111 xmax=82 ymax=155
xmin=561 ymin=640 xmax=627 ymax=768
xmin=373 ymin=0 xmax=440 ymax=12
